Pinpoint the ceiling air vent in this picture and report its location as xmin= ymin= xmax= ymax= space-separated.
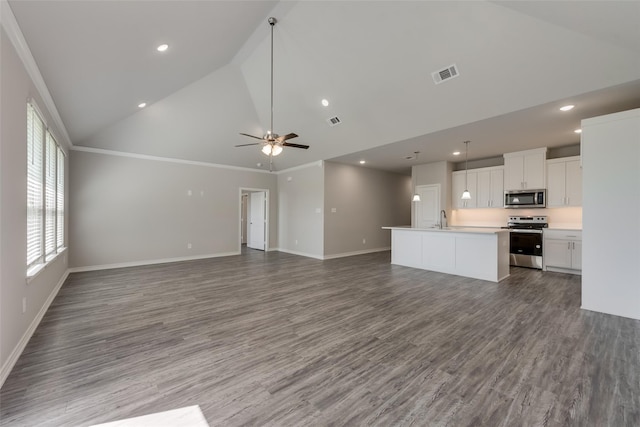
xmin=327 ymin=116 xmax=342 ymax=127
xmin=432 ymin=64 xmax=459 ymax=85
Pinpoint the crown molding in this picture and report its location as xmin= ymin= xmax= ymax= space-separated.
xmin=71 ymin=145 xmax=275 ymax=174
xmin=275 ymin=160 xmax=324 ymax=175
xmin=1 ymin=0 xmax=72 ymax=149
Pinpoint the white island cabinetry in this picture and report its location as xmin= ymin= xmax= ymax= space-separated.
xmin=384 ymin=227 xmax=510 ymax=282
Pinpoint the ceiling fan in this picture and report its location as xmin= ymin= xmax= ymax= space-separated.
xmin=236 ymin=17 xmax=309 ymax=171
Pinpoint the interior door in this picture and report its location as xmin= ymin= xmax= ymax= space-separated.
xmin=415 ymin=184 xmax=440 ymax=228
xmin=248 ymin=192 xmax=265 ymax=250
xmin=241 ymin=194 xmax=248 ymax=244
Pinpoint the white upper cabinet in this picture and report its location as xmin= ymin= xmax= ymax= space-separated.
xmin=547 ymin=156 xmax=582 ymax=207
xmin=503 ymin=148 xmax=547 ymax=190
xmin=452 ymin=170 xmax=477 ymax=209
xmin=476 ymin=167 xmax=504 ymax=208
xmin=453 ymin=167 xmax=502 ymax=209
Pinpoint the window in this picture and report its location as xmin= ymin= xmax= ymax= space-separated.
xmin=26 ymin=103 xmax=65 ymax=274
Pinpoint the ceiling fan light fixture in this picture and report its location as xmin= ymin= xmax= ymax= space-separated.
xmin=262 ymin=144 xmax=283 ymax=156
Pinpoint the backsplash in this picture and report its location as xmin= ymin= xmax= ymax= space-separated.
xmin=450 ymin=207 xmax=582 ymax=229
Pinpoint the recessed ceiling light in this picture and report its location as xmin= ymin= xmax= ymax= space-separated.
xmin=359 ymin=160 xmax=366 ymax=164
xmin=138 ymin=102 xmax=146 ymax=108
xmin=321 ymin=99 xmax=329 ymax=107
xmin=453 ymin=151 xmax=461 ymax=156
xmin=157 ymin=44 xmax=169 ymax=52
xmin=560 ymin=105 xmax=574 ymax=111
xmin=574 ymin=129 xmax=582 ymax=134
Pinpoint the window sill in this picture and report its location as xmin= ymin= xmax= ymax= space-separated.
xmin=27 ymin=247 xmax=67 ymax=283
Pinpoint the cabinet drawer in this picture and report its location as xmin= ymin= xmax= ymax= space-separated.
xmin=544 ymin=229 xmax=582 ymax=240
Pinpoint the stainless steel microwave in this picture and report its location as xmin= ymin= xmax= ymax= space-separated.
xmin=504 ymin=189 xmax=546 ymax=208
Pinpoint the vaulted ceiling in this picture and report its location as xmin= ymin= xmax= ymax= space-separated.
xmin=8 ymin=1 xmax=640 ymax=174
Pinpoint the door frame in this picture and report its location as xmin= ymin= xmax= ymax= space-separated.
xmin=413 ymin=183 xmax=441 ymax=228
xmin=239 ymin=187 xmax=270 ymax=252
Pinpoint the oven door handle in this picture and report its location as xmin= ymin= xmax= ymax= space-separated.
xmin=509 ymin=229 xmax=543 ymax=234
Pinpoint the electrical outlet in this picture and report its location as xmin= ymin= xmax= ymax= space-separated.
xmin=22 ymin=297 xmax=27 ymax=313
xmin=187 ymin=190 xmax=192 ymax=196
xmin=295 ymin=240 xmax=298 ymax=245
xmin=331 ymin=208 xmax=337 ymax=213
xmin=187 ymin=243 xmax=192 ymax=249
xmin=200 ymin=190 xmax=204 ymax=197
xmin=362 ymin=238 xmax=366 ymax=244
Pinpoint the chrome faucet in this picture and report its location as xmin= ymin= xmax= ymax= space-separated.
xmin=439 ymin=210 xmax=447 ymax=229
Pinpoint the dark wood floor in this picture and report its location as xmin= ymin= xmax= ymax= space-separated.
xmin=2 ymin=250 xmax=639 ymax=426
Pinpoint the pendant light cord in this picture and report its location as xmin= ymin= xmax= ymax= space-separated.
xmin=464 ymin=141 xmax=469 ymax=189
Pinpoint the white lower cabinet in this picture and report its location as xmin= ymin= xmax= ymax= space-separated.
xmin=543 ymin=229 xmax=582 ymax=274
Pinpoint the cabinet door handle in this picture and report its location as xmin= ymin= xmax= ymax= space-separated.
xmin=572 ymin=242 xmax=576 ymax=250
xmin=568 ymin=242 xmax=571 ymax=250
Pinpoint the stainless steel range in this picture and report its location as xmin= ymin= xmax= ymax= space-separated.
xmin=507 ymin=216 xmax=548 ymax=269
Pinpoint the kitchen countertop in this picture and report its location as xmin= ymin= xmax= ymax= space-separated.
xmin=546 ymin=226 xmax=582 ymax=231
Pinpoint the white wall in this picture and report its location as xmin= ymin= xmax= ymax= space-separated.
xmin=581 ymin=109 xmax=640 ymax=320
xmin=277 ymin=162 xmax=324 ymax=258
xmin=69 ymin=149 xmax=278 ymax=269
xmin=324 ymin=162 xmax=411 ymax=257
xmin=0 ymin=25 xmax=70 ymax=384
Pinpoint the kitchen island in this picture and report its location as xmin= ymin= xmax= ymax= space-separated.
xmin=383 ymin=226 xmax=510 ymax=282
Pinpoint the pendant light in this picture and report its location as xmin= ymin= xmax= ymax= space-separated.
xmin=461 ymin=141 xmax=471 ymax=200
xmin=411 ymin=151 xmax=421 ymax=202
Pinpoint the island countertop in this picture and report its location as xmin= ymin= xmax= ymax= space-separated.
xmin=382 ymin=226 xmax=508 ymax=234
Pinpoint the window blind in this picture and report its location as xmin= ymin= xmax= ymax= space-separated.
xmin=45 ymin=133 xmax=57 ymax=256
xmin=27 ymin=104 xmax=44 ymax=267
xmin=56 ymin=147 xmax=65 ymax=250
xmin=26 ymin=102 xmax=66 ymax=272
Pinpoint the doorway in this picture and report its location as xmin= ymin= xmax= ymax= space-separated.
xmin=240 ymin=188 xmax=269 ymax=252
xmin=414 ymin=184 xmax=441 ymax=228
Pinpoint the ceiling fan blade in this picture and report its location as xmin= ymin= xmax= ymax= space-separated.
xmin=239 ymin=133 xmax=265 ymax=141
xmin=235 ymin=143 xmax=261 ymax=147
xmin=276 ymin=133 xmax=298 ymax=142
xmin=282 ymin=142 xmax=310 ymax=149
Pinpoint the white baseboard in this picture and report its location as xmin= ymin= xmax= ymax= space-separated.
xmin=322 ymin=247 xmax=390 ymax=260
xmin=275 ymin=248 xmax=324 ymax=260
xmin=68 ymin=251 xmax=241 ymax=273
xmin=1 ymin=270 xmax=69 ymax=389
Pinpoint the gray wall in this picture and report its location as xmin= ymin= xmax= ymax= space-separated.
xmin=1 ymin=27 xmax=70 ymax=378
xmin=277 ymin=162 xmax=324 ymax=258
xmin=69 ymin=149 xmax=278 ymax=268
xmin=324 ymin=162 xmax=411 ymax=257
xmin=412 ymin=161 xmax=453 ymax=226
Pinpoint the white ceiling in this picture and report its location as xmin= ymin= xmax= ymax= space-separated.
xmin=7 ymin=1 xmax=640 ymax=174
